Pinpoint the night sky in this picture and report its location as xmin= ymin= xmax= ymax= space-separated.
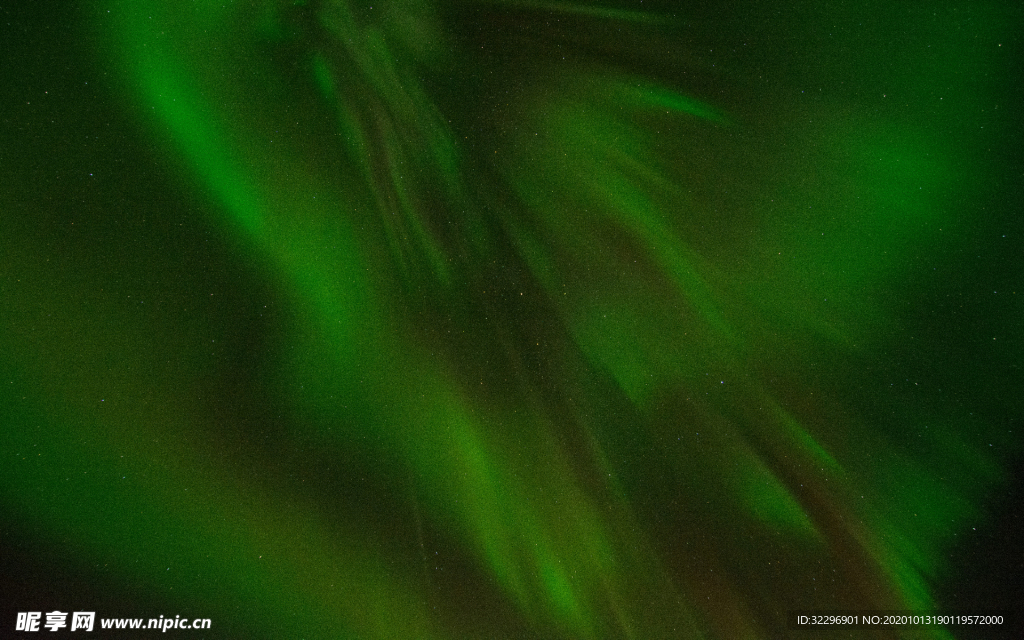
xmin=2 ymin=0 xmax=1022 ymax=638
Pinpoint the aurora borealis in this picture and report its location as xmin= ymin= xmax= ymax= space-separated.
xmin=2 ymin=0 xmax=1022 ymax=638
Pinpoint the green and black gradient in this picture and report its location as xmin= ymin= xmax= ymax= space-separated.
xmin=2 ymin=0 xmax=1022 ymax=638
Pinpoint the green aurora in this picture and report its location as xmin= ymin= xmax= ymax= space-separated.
xmin=2 ymin=0 xmax=1021 ymax=638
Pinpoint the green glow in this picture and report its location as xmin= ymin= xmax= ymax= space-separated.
xmin=485 ymin=0 xmax=675 ymax=24
xmin=740 ymin=458 xmax=820 ymax=537
xmin=618 ymin=80 xmax=730 ymax=124
xmin=1 ymin=0 xmax=1017 ymax=638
